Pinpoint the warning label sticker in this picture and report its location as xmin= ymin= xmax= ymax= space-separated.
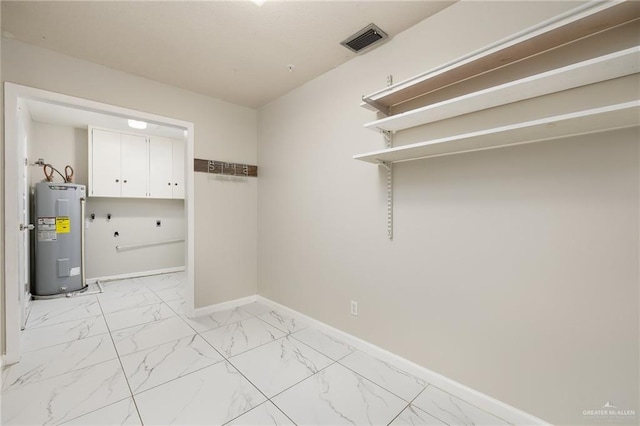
xmin=37 ymin=217 xmax=57 ymax=241
xmin=56 ymin=217 xmax=70 ymax=234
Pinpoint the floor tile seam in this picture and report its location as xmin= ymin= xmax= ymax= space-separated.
xmin=264 ymin=358 xmax=339 ymax=402
xmin=0 ymin=355 xmax=127 ymax=397
xmin=97 ymin=295 xmax=145 ymax=425
xmin=18 ymin=330 xmax=113 ymax=354
xmin=100 ymin=298 xmax=167 ymax=316
xmin=336 ymin=357 xmax=428 ymax=405
xmin=386 ymin=384 xmax=451 ymax=426
xmin=252 ymin=314 xmax=291 ymax=335
xmin=117 ymin=332 xmax=213 ymax=361
xmin=206 ymin=332 xmax=289 ymax=361
xmin=185 ymin=314 xmax=258 ymax=334
xmin=416 ymin=383 xmax=512 ymax=425
xmin=1 ymin=348 xmax=121 ymax=393
xmin=52 ymin=395 xmax=133 ymax=426
xmin=25 ymin=311 xmax=103 ymax=331
xmin=104 ymin=309 xmax=179 ymax=333
xmin=288 ymin=333 xmax=356 ymax=363
xmin=126 ymin=353 xmax=226 ymax=396
xmin=110 ymin=314 xmax=191 ymax=340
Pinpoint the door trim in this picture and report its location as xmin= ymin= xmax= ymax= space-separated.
xmin=3 ymin=82 xmax=196 ymax=363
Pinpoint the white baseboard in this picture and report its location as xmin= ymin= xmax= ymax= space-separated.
xmin=193 ymin=295 xmax=257 ymax=317
xmin=255 ymin=296 xmax=549 ymax=426
xmin=192 ymin=294 xmax=547 ymax=425
xmin=86 ymin=266 xmax=185 ymax=284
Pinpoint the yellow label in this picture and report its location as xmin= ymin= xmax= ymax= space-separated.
xmin=56 ymin=217 xmax=70 ymax=233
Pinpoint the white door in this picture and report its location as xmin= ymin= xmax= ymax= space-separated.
xmin=121 ymin=134 xmax=148 ymax=198
xmin=17 ymin=104 xmax=31 ymax=329
xmin=172 ymin=140 xmax=185 ymax=199
xmin=91 ymin=129 xmax=121 ymax=197
xmin=148 ymin=137 xmax=174 ymax=199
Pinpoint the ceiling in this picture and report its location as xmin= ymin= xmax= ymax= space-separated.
xmin=26 ymin=99 xmax=187 ymax=140
xmin=1 ymin=1 xmax=454 ymax=109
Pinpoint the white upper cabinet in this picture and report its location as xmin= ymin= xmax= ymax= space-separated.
xmin=90 ymin=129 xmax=121 ymax=197
xmin=149 ymin=136 xmax=184 ymax=199
xmin=120 ymin=133 xmax=149 ymax=198
xmin=90 ymin=128 xmax=148 ymax=198
xmin=89 ymin=128 xmax=185 ymax=199
xmin=149 ymin=137 xmax=174 ymax=199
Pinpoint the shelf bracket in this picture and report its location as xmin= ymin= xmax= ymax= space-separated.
xmin=376 ymin=160 xmax=392 ymax=171
xmin=361 ymin=95 xmax=390 ymax=116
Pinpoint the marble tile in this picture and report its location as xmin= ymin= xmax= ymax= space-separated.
xmin=120 ymin=334 xmax=224 ymax=394
xmin=258 ymin=310 xmax=309 ymax=334
xmin=390 ymin=404 xmax=448 ymax=425
xmin=152 ymin=286 xmax=185 ymax=302
xmin=227 ymin=401 xmax=294 ymax=426
xmin=239 ymin=302 xmax=272 ymax=317
xmin=98 ymin=278 xmax=153 ymax=299
xmin=272 ymin=362 xmax=407 ymax=425
xmin=134 ymin=361 xmax=265 ymax=425
xmin=2 ymin=334 xmax=117 ymax=391
xmin=111 ymin=316 xmax=195 ymax=356
xmin=1 ymin=359 xmax=130 ymax=426
xmin=63 ymin=398 xmax=141 ymax=425
xmin=27 ymin=295 xmax=102 ymax=329
xmin=140 ymin=272 xmax=183 ymax=290
xmin=183 ymin=307 xmax=253 ymax=333
xmin=21 ymin=315 xmax=109 ymax=352
xmin=339 ymin=350 xmax=427 ymax=401
xmin=200 ymin=317 xmax=285 ymax=358
xmin=413 ymin=385 xmax=511 ymax=425
xmin=292 ymin=327 xmax=356 ymax=361
xmin=98 ymin=292 xmax=162 ymax=314
xmin=166 ymin=298 xmax=187 ymax=315
xmin=231 ymin=335 xmax=332 ymax=397
xmin=104 ymin=302 xmax=176 ymax=331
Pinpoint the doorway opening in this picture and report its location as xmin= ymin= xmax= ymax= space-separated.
xmin=4 ymin=82 xmax=196 ymax=364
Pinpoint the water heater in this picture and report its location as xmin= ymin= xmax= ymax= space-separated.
xmin=33 ymin=182 xmax=86 ymax=297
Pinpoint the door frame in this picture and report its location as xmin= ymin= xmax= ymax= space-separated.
xmin=3 ymin=82 xmax=196 ymax=364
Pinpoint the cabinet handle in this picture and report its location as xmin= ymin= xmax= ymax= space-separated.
xmin=115 ymin=179 xmax=119 ymax=183
xmin=123 ymin=180 xmax=127 ymax=183
xmin=168 ymin=182 xmax=171 ymax=186
xmin=174 ymin=183 xmax=178 ymax=186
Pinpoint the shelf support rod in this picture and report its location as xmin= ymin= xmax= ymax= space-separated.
xmin=361 ymin=95 xmax=391 ymax=116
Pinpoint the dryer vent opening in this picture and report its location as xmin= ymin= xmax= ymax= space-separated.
xmin=340 ymin=23 xmax=388 ymax=53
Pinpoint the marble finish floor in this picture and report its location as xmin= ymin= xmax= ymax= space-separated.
xmin=1 ymin=272 xmax=512 ymax=425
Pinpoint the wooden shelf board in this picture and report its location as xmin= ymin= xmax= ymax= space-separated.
xmin=354 ymin=102 xmax=640 ymax=164
xmin=362 ymin=1 xmax=640 ymax=111
xmin=364 ymin=47 xmax=640 ymax=132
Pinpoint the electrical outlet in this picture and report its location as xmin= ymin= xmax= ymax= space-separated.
xmin=350 ymin=300 xmax=358 ymax=316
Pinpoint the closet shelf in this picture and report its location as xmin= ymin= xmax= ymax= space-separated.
xmin=361 ymin=0 xmax=640 ymax=114
xmin=364 ymin=46 xmax=640 ymax=132
xmin=354 ymin=101 xmax=640 ymax=164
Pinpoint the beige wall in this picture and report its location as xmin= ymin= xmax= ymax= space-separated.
xmin=257 ymin=2 xmax=639 ymax=425
xmin=29 ymin=121 xmax=185 ymax=279
xmin=1 ymin=38 xmax=258 ymax=321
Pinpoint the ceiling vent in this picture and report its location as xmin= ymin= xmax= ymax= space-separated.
xmin=341 ymin=23 xmax=388 ymax=54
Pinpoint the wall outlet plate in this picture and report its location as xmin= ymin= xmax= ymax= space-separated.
xmin=350 ymin=300 xmax=358 ymax=316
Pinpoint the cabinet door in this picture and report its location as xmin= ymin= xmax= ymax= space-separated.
xmin=120 ymin=134 xmax=148 ymax=198
xmin=148 ymin=137 xmax=174 ymax=199
xmin=172 ymin=140 xmax=185 ymax=199
xmin=90 ymin=129 xmax=121 ymax=197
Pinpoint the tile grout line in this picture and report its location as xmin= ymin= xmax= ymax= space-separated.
xmin=96 ymin=291 xmax=146 ymax=425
